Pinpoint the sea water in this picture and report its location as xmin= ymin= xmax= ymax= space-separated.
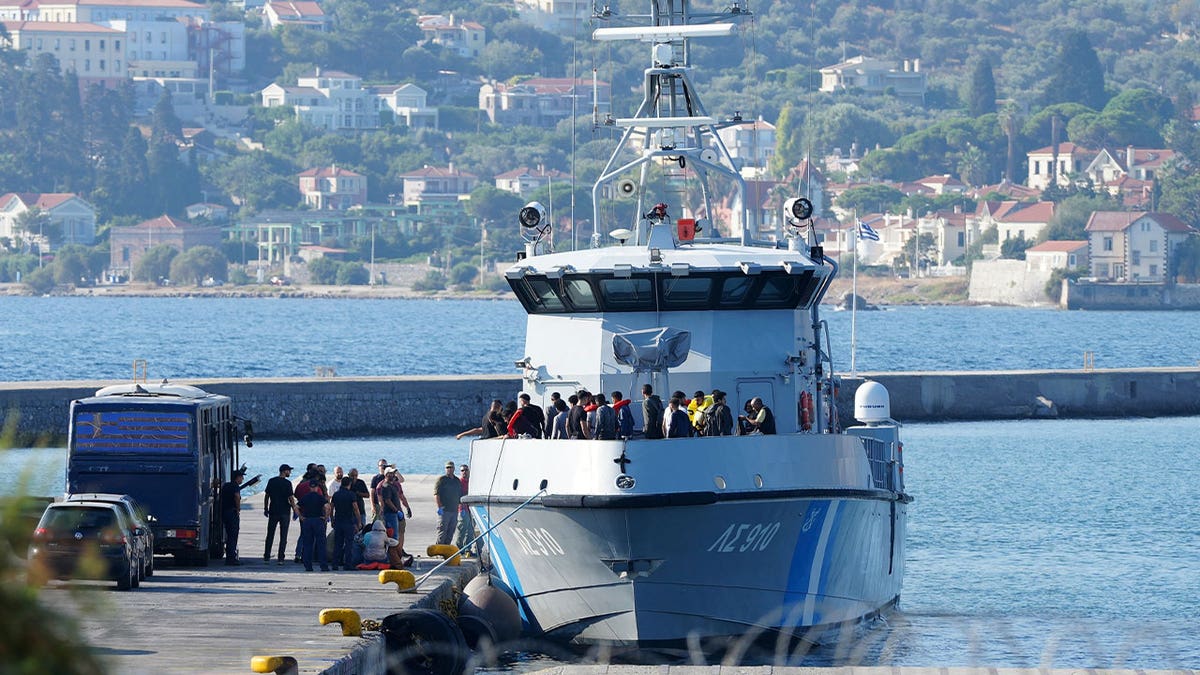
xmin=2 ymin=297 xmax=1199 ymax=381
xmin=4 ymin=416 xmax=1197 ymax=669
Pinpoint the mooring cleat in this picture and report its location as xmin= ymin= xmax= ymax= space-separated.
xmin=425 ymin=544 xmax=462 ymax=565
xmin=318 ymin=608 xmax=362 ymax=636
xmin=379 ymin=568 xmax=416 ymax=591
xmin=250 ymin=655 xmax=298 ymax=675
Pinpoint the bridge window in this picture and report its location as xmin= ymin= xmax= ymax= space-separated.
xmin=511 ymin=268 xmax=823 ymax=314
xmin=599 ymin=277 xmax=653 ymax=309
xmin=562 ymin=278 xmax=598 ymax=310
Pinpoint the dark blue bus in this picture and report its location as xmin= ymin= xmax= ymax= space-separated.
xmin=66 ymin=383 xmax=252 ymax=566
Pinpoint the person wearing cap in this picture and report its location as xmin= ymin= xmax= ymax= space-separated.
xmin=434 ymin=460 xmax=463 ymax=546
xmin=219 ymin=468 xmax=247 ymax=565
xmin=369 ymin=458 xmax=390 ymax=519
xmin=263 ymin=464 xmax=298 ymax=564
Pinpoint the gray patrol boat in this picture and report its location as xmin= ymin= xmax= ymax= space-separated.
xmin=464 ymin=0 xmax=911 ymax=649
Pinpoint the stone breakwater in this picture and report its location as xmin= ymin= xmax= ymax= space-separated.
xmin=2 ymin=369 xmax=1198 ymax=443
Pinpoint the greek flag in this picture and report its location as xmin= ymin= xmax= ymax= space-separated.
xmin=858 ymin=220 xmax=880 ymax=241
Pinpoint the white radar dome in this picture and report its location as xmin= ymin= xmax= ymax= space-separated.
xmin=854 ymin=380 xmax=891 ymax=424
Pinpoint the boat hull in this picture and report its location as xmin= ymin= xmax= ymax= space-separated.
xmin=471 ymin=492 xmax=906 ymax=646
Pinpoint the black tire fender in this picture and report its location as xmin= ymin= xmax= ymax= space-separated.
xmin=455 ymin=614 xmax=498 ymax=650
xmin=380 ymin=608 xmax=468 ymax=675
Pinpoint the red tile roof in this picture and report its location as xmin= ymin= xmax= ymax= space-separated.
xmin=298 ymin=166 xmax=363 ymax=178
xmin=1085 ymin=211 xmax=1195 ymax=233
xmin=129 ymin=215 xmax=193 ymax=230
xmin=1027 ymin=142 xmax=1095 ymax=155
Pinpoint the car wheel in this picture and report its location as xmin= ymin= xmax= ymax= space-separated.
xmin=116 ymin=561 xmax=132 ymax=591
xmin=137 ymin=551 xmax=147 ymax=581
xmin=145 ymin=552 xmax=155 ymax=578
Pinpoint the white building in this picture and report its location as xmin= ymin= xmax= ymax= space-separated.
xmin=0 ymin=192 xmax=98 ymax=249
xmin=263 ymin=71 xmax=438 ymax=131
xmin=715 ymin=116 xmax=775 ymax=174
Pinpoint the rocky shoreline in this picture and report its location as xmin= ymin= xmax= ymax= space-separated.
xmin=0 ymin=276 xmax=971 ymax=305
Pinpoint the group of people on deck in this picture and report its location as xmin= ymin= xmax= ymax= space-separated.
xmin=456 ymin=385 xmax=775 ymax=441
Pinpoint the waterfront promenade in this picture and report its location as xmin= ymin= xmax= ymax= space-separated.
xmin=37 ymin=475 xmax=478 ymax=674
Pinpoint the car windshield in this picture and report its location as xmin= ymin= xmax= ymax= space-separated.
xmin=42 ymin=506 xmax=117 ymax=531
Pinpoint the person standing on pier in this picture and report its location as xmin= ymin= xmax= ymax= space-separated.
xmin=297 ymin=475 xmax=330 ymax=572
xmin=434 ymin=460 xmax=463 ymax=546
xmin=454 ymin=464 xmax=473 ymax=553
xmin=369 ymin=458 xmax=389 ymax=519
xmin=330 ymin=476 xmax=361 ymax=570
xmin=220 ymin=468 xmax=246 ymax=565
xmin=263 ymin=464 xmax=297 ymax=564
xmin=348 ymin=467 xmax=369 ymax=528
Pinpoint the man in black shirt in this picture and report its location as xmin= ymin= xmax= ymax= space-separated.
xmin=297 ymin=478 xmax=330 ymax=572
xmin=330 ymin=477 xmax=361 ymax=570
xmin=262 ymin=464 xmax=297 ymax=564
xmin=566 ymin=393 xmax=590 ymax=439
xmin=348 ymin=467 xmax=369 ymax=528
xmin=518 ymin=393 xmax=546 ymax=438
xmin=220 ymin=468 xmax=246 ymax=565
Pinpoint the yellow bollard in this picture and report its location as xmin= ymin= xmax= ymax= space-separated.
xmin=250 ymin=655 xmax=298 ymax=675
xmin=318 ymin=608 xmax=362 ymax=637
xmin=426 ymin=544 xmax=462 ymax=565
xmin=379 ymin=568 xmax=416 ymax=591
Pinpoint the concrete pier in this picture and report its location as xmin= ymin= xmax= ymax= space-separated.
xmin=37 ymin=475 xmax=479 ymax=674
xmin=3 ymin=369 xmax=1199 ymax=444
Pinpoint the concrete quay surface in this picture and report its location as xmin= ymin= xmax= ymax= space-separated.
xmin=38 ymin=475 xmax=479 ymax=675
xmin=533 ymin=669 xmax=1198 ymax=675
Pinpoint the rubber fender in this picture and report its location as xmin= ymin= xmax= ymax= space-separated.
xmin=250 ymin=655 xmax=298 ymax=675
xmin=380 ymin=608 xmax=468 ymax=675
xmin=319 ymin=608 xmax=362 ymax=636
xmin=455 ymin=613 xmax=498 ymax=650
xmin=426 ymin=544 xmax=462 ymax=565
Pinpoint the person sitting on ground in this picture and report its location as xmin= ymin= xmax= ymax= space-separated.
xmin=361 ymin=520 xmax=407 ymax=568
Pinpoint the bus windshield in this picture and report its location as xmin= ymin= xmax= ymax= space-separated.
xmin=72 ymin=410 xmax=192 ymax=454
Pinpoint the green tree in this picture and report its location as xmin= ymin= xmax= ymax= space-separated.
xmin=134 ymin=244 xmax=177 ymax=282
xmin=335 ymin=262 xmax=369 ymax=285
xmin=965 ymin=56 xmax=997 ymax=117
xmin=1041 ymin=31 xmax=1107 ymax=110
xmin=770 ymin=102 xmax=803 ymax=176
xmin=1170 ymin=234 xmax=1200 ymax=281
xmin=1041 ymin=193 xmax=1116 ymax=241
xmin=449 ymin=262 xmax=478 ymax=287
xmin=1000 ymin=236 xmax=1033 ymax=260
xmin=307 ymin=257 xmax=340 ymax=284
xmin=21 ymin=265 xmax=55 ymax=294
xmin=168 ymin=245 xmax=227 ymax=286
xmin=835 ymin=183 xmax=906 ymax=214
xmin=51 ymin=245 xmax=89 ymax=285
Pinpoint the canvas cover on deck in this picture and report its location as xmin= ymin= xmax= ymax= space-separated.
xmin=612 ymin=327 xmax=691 ymax=372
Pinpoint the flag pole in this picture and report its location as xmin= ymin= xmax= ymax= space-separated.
xmin=850 ymin=209 xmax=858 ymax=376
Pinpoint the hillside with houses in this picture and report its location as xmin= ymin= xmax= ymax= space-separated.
xmin=1 ymin=0 xmax=1200 ymax=306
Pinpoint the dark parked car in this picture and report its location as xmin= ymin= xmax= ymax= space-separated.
xmin=28 ymin=502 xmax=141 ymax=590
xmin=66 ymin=493 xmax=155 ymax=579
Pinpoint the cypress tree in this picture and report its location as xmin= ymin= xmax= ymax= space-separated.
xmin=966 ymin=57 xmax=997 ymax=118
xmin=1042 ymin=31 xmax=1107 ymax=110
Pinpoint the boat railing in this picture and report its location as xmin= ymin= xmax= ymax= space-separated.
xmin=862 ymin=437 xmax=897 ymax=492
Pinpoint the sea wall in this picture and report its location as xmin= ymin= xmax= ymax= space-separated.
xmin=3 ymin=369 xmax=1199 ymax=443
xmin=1063 ymin=280 xmax=1200 ymax=309
xmin=967 ymin=259 xmax=1054 ymax=306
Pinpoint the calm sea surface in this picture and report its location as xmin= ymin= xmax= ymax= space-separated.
xmin=2 ymin=297 xmax=1198 ymax=668
xmin=4 ymin=417 xmax=1198 ymax=669
xmin=1 ymin=297 xmax=1199 ymax=381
